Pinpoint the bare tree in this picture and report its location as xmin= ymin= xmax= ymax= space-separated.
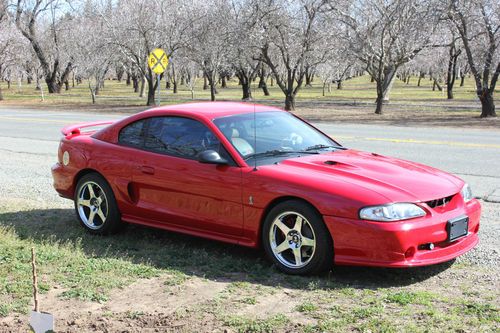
xmin=69 ymin=3 xmax=113 ymax=104
xmin=447 ymin=0 xmax=499 ymax=117
xmin=15 ymin=0 xmax=73 ymax=93
xmin=186 ymin=0 xmax=230 ymax=102
xmin=258 ymin=0 xmax=331 ymax=111
xmin=335 ymin=0 xmax=439 ymax=114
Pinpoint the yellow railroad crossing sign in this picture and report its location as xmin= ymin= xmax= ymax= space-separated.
xmin=148 ymin=48 xmax=169 ymax=74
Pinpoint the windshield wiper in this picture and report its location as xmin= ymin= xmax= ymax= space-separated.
xmin=244 ymin=149 xmax=318 ymax=160
xmin=305 ymin=144 xmax=346 ymax=151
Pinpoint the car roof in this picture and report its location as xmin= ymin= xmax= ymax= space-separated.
xmin=141 ymin=101 xmax=284 ymax=119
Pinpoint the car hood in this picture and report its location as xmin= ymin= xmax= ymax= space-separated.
xmin=271 ymin=149 xmax=463 ymax=203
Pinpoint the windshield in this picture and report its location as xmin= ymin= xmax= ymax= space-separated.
xmin=213 ymin=111 xmax=343 ymax=162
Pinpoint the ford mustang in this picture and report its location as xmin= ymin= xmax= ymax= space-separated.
xmin=52 ymin=102 xmax=480 ymax=275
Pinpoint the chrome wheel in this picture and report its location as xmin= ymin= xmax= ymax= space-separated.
xmin=77 ymin=181 xmax=108 ymax=230
xmin=269 ymin=211 xmax=316 ymax=269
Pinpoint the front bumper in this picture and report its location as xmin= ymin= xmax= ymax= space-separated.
xmin=324 ymin=198 xmax=481 ymax=267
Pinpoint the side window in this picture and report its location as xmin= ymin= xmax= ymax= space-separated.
xmin=118 ymin=119 xmax=147 ymax=147
xmin=145 ymin=117 xmax=224 ymax=159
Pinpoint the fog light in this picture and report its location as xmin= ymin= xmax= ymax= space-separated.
xmin=428 ymin=243 xmax=434 ymax=250
xmin=404 ymin=247 xmax=416 ymax=259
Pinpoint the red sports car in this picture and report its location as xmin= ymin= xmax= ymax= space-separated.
xmin=52 ymin=102 xmax=480 ymax=275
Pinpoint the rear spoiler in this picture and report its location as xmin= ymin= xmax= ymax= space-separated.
xmin=61 ymin=120 xmax=115 ymax=139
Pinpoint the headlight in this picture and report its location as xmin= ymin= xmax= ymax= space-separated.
xmin=461 ymin=183 xmax=473 ymax=202
xmin=359 ymin=203 xmax=426 ymax=222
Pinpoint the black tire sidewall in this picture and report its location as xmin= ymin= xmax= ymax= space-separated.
xmin=74 ymin=173 xmax=121 ymax=235
xmin=262 ymin=200 xmax=333 ymax=275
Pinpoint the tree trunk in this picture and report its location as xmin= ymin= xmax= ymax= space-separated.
xmin=417 ymin=72 xmax=424 ymax=87
xmin=89 ymin=83 xmax=96 ymax=104
xmin=146 ymin=76 xmax=156 ymax=106
xmin=242 ymin=81 xmax=251 ymax=100
xmin=64 ymin=80 xmax=69 ymax=91
xmin=203 ymin=75 xmax=208 ymax=90
xmin=479 ymin=91 xmax=496 ymax=117
xmin=433 ymin=79 xmax=443 ymax=92
xmin=446 ymin=48 xmax=460 ymax=100
xmin=375 ymin=97 xmax=384 ymax=115
xmin=406 ymin=76 xmax=410 ymax=85
xmin=284 ymin=93 xmax=295 ymax=111
xmin=460 ymin=75 xmax=465 ymax=87
xmin=206 ymin=72 xmax=216 ymax=101
xmin=375 ymin=81 xmax=384 ymax=115
xmin=221 ymin=75 xmax=227 ymax=88
xmin=322 ymin=82 xmax=326 ymax=96
xmin=45 ymin=78 xmax=59 ymax=93
xmin=116 ymin=67 xmax=124 ymax=82
xmin=337 ymin=80 xmax=343 ymax=90
xmin=0 ymin=86 xmax=3 ymax=101
xmin=139 ymin=77 xmax=145 ymax=97
xmin=305 ymin=69 xmax=313 ymax=87
xmin=126 ymin=71 xmax=131 ymax=86
xmin=171 ymin=63 xmax=178 ymax=93
xmin=132 ymin=76 xmax=139 ymax=93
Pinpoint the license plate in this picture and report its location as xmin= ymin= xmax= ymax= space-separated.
xmin=447 ymin=216 xmax=469 ymax=242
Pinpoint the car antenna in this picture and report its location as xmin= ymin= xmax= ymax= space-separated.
xmin=253 ymin=73 xmax=258 ymax=171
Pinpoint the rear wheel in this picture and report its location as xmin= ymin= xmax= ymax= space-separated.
xmin=74 ymin=173 xmax=122 ymax=235
xmin=262 ymin=200 xmax=333 ymax=275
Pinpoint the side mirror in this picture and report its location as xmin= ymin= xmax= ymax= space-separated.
xmin=198 ymin=150 xmax=228 ymax=165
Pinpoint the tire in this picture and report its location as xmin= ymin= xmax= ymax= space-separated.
xmin=74 ymin=172 xmax=122 ymax=235
xmin=262 ymin=200 xmax=333 ymax=275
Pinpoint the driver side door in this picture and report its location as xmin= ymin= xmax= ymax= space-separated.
xmin=131 ymin=116 xmax=244 ymax=236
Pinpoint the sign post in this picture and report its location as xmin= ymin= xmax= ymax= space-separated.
xmin=148 ymin=48 xmax=169 ymax=106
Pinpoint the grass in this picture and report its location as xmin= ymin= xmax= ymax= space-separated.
xmin=0 ymin=74 xmax=490 ymax=108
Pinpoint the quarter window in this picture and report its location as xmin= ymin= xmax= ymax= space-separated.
xmin=118 ymin=119 xmax=147 ymax=147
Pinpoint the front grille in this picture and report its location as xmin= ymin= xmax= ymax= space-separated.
xmin=426 ymin=195 xmax=454 ymax=208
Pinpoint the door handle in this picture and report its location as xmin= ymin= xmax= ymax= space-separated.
xmin=140 ymin=165 xmax=155 ymax=175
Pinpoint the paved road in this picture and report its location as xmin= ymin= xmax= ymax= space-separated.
xmin=0 ymin=107 xmax=499 ymax=200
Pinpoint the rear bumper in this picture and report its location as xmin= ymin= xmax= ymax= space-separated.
xmin=324 ymin=199 xmax=481 ymax=267
xmin=51 ymin=162 xmax=74 ymax=199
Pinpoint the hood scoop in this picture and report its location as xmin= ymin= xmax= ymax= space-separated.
xmin=321 ymin=160 xmax=358 ymax=169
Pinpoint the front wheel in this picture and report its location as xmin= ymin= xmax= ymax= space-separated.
xmin=262 ymin=200 xmax=333 ymax=275
xmin=74 ymin=173 xmax=122 ymax=235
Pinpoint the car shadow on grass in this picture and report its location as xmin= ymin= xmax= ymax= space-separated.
xmin=0 ymin=208 xmax=454 ymax=291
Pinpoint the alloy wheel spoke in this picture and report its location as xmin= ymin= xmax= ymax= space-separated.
xmin=275 ymin=219 xmax=290 ymax=234
xmin=97 ymin=194 xmax=105 ymax=205
xmin=79 ymin=199 xmax=91 ymax=207
xmin=87 ymin=184 xmax=96 ymax=198
xmin=88 ymin=210 xmax=96 ymax=226
xmin=97 ymin=208 xmax=106 ymax=222
xmin=302 ymin=236 xmax=315 ymax=247
xmin=274 ymin=240 xmax=290 ymax=254
xmin=293 ymin=216 xmax=303 ymax=233
xmin=293 ymin=247 xmax=302 ymax=266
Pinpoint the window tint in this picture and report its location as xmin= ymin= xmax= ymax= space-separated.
xmin=145 ymin=117 xmax=223 ymax=159
xmin=118 ymin=119 xmax=147 ymax=147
